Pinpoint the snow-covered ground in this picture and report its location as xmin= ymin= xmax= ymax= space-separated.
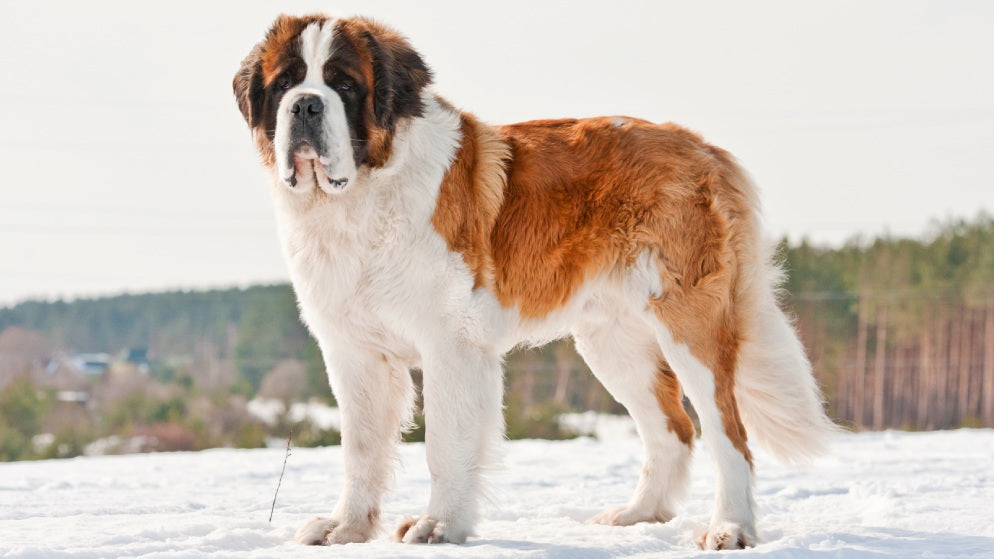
xmin=2 ymin=427 xmax=992 ymax=558
xmin=246 ymin=398 xmax=341 ymax=431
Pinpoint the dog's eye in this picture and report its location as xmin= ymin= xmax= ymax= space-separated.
xmin=335 ymin=79 xmax=354 ymax=94
xmin=279 ymin=77 xmax=292 ymax=91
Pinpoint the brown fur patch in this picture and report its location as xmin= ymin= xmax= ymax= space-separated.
xmin=488 ymin=117 xmax=736 ymax=318
xmin=336 ymin=17 xmax=432 ymax=167
xmin=431 ymin=112 xmax=510 ymax=289
xmin=654 ymin=359 xmax=696 ymax=446
xmin=259 ymin=14 xmax=327 ymax=85
xmin=334 ymin=19 xmax=388 ymax=165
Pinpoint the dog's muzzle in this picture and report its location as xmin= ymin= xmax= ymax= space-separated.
xmin=283 ymin=95 xmax=350 ymax=192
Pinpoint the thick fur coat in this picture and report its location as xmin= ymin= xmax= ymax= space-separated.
xmin=233 ymin=15 xmax=837 ymax=550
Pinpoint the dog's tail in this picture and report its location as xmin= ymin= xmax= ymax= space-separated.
xmin=723 ymin=159 xmax=842 ymax=464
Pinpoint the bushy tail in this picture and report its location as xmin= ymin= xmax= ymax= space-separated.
xmin=716 ymin=154 xmax=842 ymax=464
xmin=734 ymin=239 xmax=842 ymax=463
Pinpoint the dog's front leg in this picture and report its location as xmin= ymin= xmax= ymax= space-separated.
xmin=397 ymin=348 xmax=504 ymax=544
xmin=296 ymin=349 xmax=414 ymax=545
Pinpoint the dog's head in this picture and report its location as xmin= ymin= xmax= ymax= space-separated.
xmin=233 ymin=15 xmax=432 ymax=194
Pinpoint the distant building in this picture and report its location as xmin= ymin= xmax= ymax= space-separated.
xmin=37 ymin=357 xmax=88 ymax=392
xmin=70 ymin=353 xmax=111 ymax=376
xmin=121 ymin=347 xmax=150 ymax=374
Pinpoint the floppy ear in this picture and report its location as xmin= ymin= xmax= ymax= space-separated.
xmin=363 ymin=27 xmax=433 ymax=129
xmin=233 ymin=43 xmax=265 ymax=128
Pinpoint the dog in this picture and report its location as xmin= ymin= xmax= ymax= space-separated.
xmin=233 ymin=14 xmax=836 ymax=550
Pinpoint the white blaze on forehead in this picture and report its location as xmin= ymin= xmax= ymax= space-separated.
xmin=273 ymin=16 xmax=356 ymax=195
xmin=299 ymin=19 xmax=338 ymax=85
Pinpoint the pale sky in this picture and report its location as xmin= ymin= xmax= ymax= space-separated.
xmin=1 ymin=1 xmax=992 ymax=306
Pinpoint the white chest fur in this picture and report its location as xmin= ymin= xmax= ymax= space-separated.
xmin=268 ymin=97 xmax=490 ymax=363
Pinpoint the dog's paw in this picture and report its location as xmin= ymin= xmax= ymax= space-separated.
xmin=295 ymin=516 xmax=337 ymax=545
xmin=395 ymin=515 xmax=469 ymax=544
xmin=698 ymin=521 xmax=755 ymax=550
xmin=294 ymin=515 xmax=372 ymax=545
xmin=590 ymin=505 xmax=673 ymax=526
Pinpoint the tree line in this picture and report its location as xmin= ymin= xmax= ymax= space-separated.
xmin=784 ymin=215 xmax=994 ymax=430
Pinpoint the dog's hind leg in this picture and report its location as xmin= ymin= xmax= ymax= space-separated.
xmin=647 ymin=291 xmax=757 ymax=550
xmin=295 ymin=348 xmax=415 ymax=545
xmin=573 ymin=315 xmax=695 ymax=526
xmin=396 ymin=347 xmax=504 ymax=544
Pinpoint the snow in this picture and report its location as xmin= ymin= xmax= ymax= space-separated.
xmin=2 ymin=427 xmax=993 ymax=558
xmin=559 ymin=411 xmax=642 ymax=440
xmin=246 ymin=398 xmax=341 ymax=431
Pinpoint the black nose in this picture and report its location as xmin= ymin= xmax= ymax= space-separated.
xmin=291 ymin=95 xmax=324 ymax=119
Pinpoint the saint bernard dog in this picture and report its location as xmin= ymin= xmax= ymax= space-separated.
xmin=233 ymin=14 xmax=837 ymax=550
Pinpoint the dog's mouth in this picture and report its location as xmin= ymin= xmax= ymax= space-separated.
xmin=285 ymin=144 xmax=350 ymax=192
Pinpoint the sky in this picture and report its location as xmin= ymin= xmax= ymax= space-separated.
xmin=1 ymin=1 xmax=992 ymax=306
